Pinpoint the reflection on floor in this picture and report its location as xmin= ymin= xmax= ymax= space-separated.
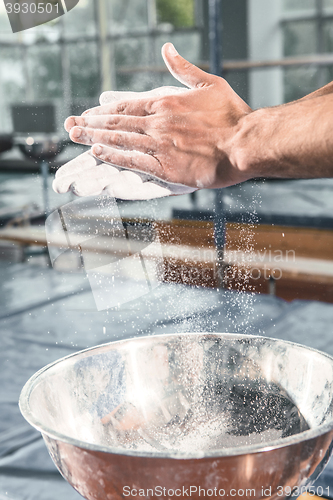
xmin=1 ymin=217 xmax=333 ymax=303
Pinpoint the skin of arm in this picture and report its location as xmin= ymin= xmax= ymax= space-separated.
xmin=235 ymin=92 xmax=333 ymax=180
xmin=64 ymin=43 xmax=333 ymax=190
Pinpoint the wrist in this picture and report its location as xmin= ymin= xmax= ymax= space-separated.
xmin=231 ymin=108 xmax=274 ymax=179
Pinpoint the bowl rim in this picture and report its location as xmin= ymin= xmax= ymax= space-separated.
xmin=19 ymin=332 xmax=333 ymax=460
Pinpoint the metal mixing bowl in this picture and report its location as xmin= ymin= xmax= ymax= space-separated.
xmin=19 ymin=333 xmax=333 ymax=500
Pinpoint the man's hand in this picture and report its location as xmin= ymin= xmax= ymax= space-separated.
xmin=52 ymin=150 xmax=197 ymax=200
xmin=53 ymin=86 xmax=197 ymax=199
xmin=64 ymin=43 xmax=253 ymax=190
xmin=58 ymin=42 xmax=333 ymax=196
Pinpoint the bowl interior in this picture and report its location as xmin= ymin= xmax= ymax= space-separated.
xmin=21 ymin=333 xmax=333 ymax=456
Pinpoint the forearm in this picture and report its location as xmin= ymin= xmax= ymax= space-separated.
xmin=233 ymin=92 xmax=333 ymax=180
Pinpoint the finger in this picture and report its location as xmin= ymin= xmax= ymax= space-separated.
xmin=54 ymin=151 xmax=101 ymax=180
xmin=91 ymin=144 xmax=162 ymax=178
xmin=71 ymin=168 xmax=144 ymax=198
xmin=53 ymin=161 xmax=120 ymax=195
xmin=100 ymin=90 xmax=155 ymax=105
xmin=54 ymin=150 xmax=102 ymax=180
xmin=82 ymin=98 xmax=154 ymax=117
xmin=99 ymin=86 xmax=187 ymax=105
xmin=99 ymin=91 xmax=141 ymax=105
xmin=71 ymin=178 xmax=106 ymax=197
xmin=65 ymin=115 xmax=147 ymax=134
xmin=104 ymin=172 xmax=173 ymax=200
xmin=68 ymin=164 xmax=173 ymax=200
xmin=104 ymin=170 xmax=197 ymax=200
xmin=83 ymin=86 xmax=189 ymax=117
xmin=70 ymin=164 xmax=121 ymax=196
xmin=69 ymin=127 xmax=155 ymax=152
xmin=64 ymin=116 xmax=76 ymax=132
xmin=161 ymin=43 xmax=214 ymax=89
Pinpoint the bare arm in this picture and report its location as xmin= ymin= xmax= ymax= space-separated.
xmin=234 ymin=92 xmax=333 ymax=180
xmin=63 ymin=43 xmax=333 ymax=192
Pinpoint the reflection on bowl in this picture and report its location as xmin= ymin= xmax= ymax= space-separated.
xmin=20 ymin=333 xmax=333 ymax=500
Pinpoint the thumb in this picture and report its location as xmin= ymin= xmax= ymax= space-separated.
xmin=161 ymin=43 xmax=214 ymax=89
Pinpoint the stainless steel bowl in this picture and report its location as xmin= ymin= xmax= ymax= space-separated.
xmin=19 ymin=333 xmax=333 ymax=500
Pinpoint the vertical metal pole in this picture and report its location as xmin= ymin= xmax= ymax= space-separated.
xmin=208 ymin=0 xmax=222 ymax=76
xmin=147 ymin=0 xmax=158 ymax=86
xmin=41 ymin=160 xmax=50 ymax=216
xmin=208 ymin=0 xmax=226 ymax=288
xmin=20 ymin=36 xmax=33 ymax=102
xmin=316 ymin=0 xmax=326 ymax=89
xmin=60 ymin=18 xmax=72 ymax=120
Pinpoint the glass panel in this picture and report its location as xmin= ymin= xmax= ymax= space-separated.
xmin=27 ymin=44 xmax=63 ymax=100
xmin=115 ymin=37 xmax=152 ymax=91
xmin=116 ymin=70 xmax=162 ymax=92
xmin=115 ymin=37 xmax=150 ymax=68
xmin=156 ymin=0 xmax=195 ymax=28
xmin=283 ymin=21 xmax=317 ymax=56
xmin=0 ymin=46 xmax=25 ymax=132
xmin=323 ymin=20 xmax=333 ymax=52
xmin=283 ymin=0 xmax=316 ymax=11
xmin=107 ymin=0 xmax=149 ymax=34
xmin=284 ymin=67 xmax=319 ymax=101
xmin=20 ymin=18 xmax=61 ymax=44
xmin=68 ymin=42 xmax=100 ymax=100
xmin=62 ymin=0 xmax=96 ymax=39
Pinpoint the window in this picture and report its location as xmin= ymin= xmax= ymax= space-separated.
xmin=0 ymin=0 xmax=202 ymax=133
xmin=282 ymin=0 xmax=333 ymax=101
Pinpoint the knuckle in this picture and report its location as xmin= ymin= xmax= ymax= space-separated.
xmin=105 ymin=116 xmax=115 ymax=130
xmin=134 ymin=119 xmax=145 ymax=134
xmin=115 ymin=102 xmax=127 ymax=114
xmin=116 ymin=134 xmax=124 ymax=148
xmin=90 ymin=130 xmax=97 ymax=145
xmin=110 ymin=132 xmax=123 ymax=148
xmin=146 ymin=100 xmax=157 ymax=115
xmin=157 ymin=95 xmax=178 ymax=112
xmin=75 ymin=116 xmax=85 ymax=127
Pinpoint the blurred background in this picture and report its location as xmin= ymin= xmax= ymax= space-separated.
xmin=2 ymin=0 xmax=333 ymax=131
